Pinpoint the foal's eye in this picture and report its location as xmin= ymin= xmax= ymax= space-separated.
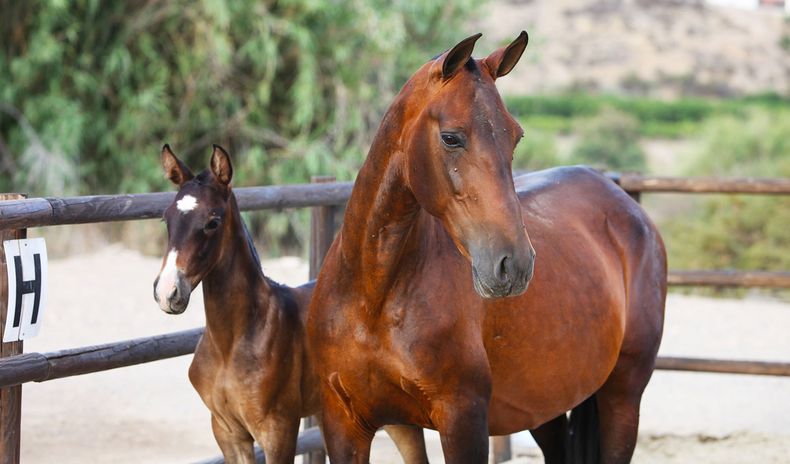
xmin=440 ymin=132 xmax=464 ymax=149
xmin=204 ymin=218 xmax=220 ymax=232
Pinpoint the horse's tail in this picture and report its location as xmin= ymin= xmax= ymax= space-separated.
xmin=565 ymin=395 xmax=600 ymax=464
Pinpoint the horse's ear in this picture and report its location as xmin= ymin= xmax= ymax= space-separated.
xmin=483 ymin=30 xmax=529 ymax=79
xmin=210 ymin=144 xmax=233 ymax=187
xmin=161 ymin=144 xmax=194 ymax=186
xmin=441 ymin=33 xmax=483 ymax=80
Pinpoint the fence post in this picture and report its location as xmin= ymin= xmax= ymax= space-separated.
xmin=0 ymin=193 xmax=26 ymax=464
xmin=492 ymin=435 xmax=512 ymax=463
xmin=306 ymin=176 xmax=337 ymax=464
xmin=309 ymin=176 xmax=337 ymax=280
xmin=623 ymin=172 xmax=642 ymax=203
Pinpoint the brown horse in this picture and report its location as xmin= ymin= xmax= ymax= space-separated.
xmin=307 ymin=32 xmax=666 ymax=464
xmin=152 ymin=145 xmax=429 ymax=463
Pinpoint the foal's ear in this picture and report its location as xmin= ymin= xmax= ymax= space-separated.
xmin=483 ymin=30 xmax=529 ymax=79
xmin=161 ymin=144 xmax=194 ymax=186
xmin=441 ymin=33 xmax=483 ymax=80
xmin=210 ymin=144 xmax=233 ymax=187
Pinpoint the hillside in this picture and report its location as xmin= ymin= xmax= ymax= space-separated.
xmin=476 ymin=0 xmax=789 ymax=97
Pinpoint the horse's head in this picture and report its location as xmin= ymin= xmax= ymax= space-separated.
xmin=153 ymin=144 xmax=234 ymax=314
xmin=402 ymin=32 xmax=535 ymax=298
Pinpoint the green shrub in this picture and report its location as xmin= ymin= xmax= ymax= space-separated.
xmin=611 ymin=97 xmax=713 ymax=124
xmin=506 ymin=94 xmax=601 ymax=119
xmin=513 ymin=128 xmax=561 ymax=172
xmin=661 ymin=110 xmax=790 ymax=277
xmin=569 ymin=107 xmax=647 ymax=172
xmin=505 ymin=93 xmax=790 ymax=138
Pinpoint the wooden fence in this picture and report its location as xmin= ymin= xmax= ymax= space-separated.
xmin=0 ymin=173 xmax=789 ymax=463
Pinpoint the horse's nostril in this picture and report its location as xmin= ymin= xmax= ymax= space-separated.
xmin=497 ymin=255 xmax=510 ymax=282
xmin=153 ymin=278 xmax=160 ymax=302
xmin=167 ymin=287 xmax=178 ymax=302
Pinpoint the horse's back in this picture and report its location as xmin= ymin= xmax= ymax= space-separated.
xmin=515 ymin=166 xmax=664 ymax=276
xmin=515 ymin=166 xmax=666 ymax=324
xmin=516 ymin=166 xmax=638 ymax=217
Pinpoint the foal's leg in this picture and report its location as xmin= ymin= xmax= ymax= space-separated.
xmin=254 ymin=416 xmax=301 ymax=464
xmin=211 ymin=416 xmax=256 ymax=464
xmin=529 ymin=414 xmax=568 ymax=464
xmin=384 ymin=424 xmax=429 ymax=464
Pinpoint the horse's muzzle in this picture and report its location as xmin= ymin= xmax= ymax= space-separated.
xmin=153 ymin=272 xmax=192 ymax=314
xmin=471 ymin=245 xmax=535 ymax=299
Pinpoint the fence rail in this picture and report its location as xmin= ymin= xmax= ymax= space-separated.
xmin=2 ymin=174 xmax=789 ymax=231
xmin=0 ymin=183 xmax=354 ymax=231
xmin=668 ymin=270 xmax=790 ymax=288
xmin=0 ymin=329 xmax=202 ymax=388
xmin=1 ymin=327 xmax=788 ymax=390
xmin=656 ymin=357 xmax=790 ymax=377
xmin=614 ymin=173 xmax=790 ymax=194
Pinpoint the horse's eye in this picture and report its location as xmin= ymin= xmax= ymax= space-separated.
xmin=440 ymin=132 xmax=464 ymax=149
xmin=204 ymin=218 xmax=220 ymax=232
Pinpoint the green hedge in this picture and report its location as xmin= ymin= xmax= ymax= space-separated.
xmin=506 ymin=93 xmax=790 ymax=137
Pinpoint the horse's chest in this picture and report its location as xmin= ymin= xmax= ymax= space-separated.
xmin=325 ymin=297 xmax=487 ymax=426
xmin=189 ymin=349 xmax=277 ymax=428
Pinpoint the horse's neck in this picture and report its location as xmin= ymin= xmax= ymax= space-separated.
xmin=202 ymin=208 xmax=274 ymax=350
xmin=339 ymin=108 xmax=422 ymax=310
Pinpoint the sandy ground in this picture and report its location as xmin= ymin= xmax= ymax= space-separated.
xmin=17 ymin=245 xmax=790 ymax=463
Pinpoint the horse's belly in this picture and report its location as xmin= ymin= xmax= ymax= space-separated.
xmin=484 ymin=285 xmax=625 ymax=433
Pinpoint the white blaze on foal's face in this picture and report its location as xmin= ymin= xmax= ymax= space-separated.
xmin=156 ymin=249 xmax=180 ymax=311
xmin=176 ymin=195 xmax=198 ymax=213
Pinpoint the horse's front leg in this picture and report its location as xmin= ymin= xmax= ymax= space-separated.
xmin=384 ymin=424 xmax=429 ymax=464
xmin=433 ymin=389 xmax=491 ymax=464
xmin=253 ymin=415 xmax=301 ymax=464
xmin=211 ymin=415 xmax=256 ymax=464
xmin=320 ymin=388 xmax=376 ymax=463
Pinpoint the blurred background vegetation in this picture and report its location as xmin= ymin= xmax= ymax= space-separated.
xmin=1 ymin=0 xmax=789 ymax=293
xmin=0 ymin=0 xmax=477 ymax=250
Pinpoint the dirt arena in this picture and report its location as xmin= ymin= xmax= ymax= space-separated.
xmin=18 ymin=245 xmax=790 ymax=463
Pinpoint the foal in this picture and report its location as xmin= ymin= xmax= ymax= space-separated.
xmin=153 ymin=145 xmax=428 ymax=463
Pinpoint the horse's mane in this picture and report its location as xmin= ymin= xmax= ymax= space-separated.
xmin=237 ymin=197 xmax=290 ymax=291
xmin=241 ymin=220 xmax=263 ymax=271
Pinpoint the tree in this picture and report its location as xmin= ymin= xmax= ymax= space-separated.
xmin=0 ymin=0 xmax=478 ymax=249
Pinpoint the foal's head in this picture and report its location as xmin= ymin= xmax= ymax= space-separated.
xmin=400 ymin=32 xmax=535 ymax=298
xmin=153 ymin=144 xmax=235 ymax=314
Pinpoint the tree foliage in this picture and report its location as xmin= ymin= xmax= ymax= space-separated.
xmin=0 ymin=0 xmax=477 ymax=250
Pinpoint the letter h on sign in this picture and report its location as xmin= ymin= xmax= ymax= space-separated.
xmin=3 ymin=238 xmax=47 ymax=342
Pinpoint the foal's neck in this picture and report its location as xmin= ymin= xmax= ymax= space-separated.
xmin=202 ymin=196 xmax=276 ymax=347
xmin=339 ymin=97 xmax=422 ymax=310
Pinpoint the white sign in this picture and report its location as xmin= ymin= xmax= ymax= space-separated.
xmin=3 ymin=238 xmax=48 ymax=342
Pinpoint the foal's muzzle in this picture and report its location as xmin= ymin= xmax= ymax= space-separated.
xmin=471 ymin=245 xmax=535 ymax=299
xmin=153 ymin=272 xmax=192 ymax=314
